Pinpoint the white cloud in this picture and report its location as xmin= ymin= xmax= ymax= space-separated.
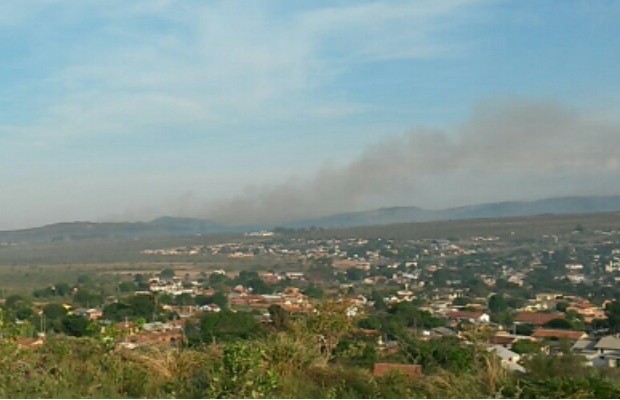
xmin=301 ymin=0 xmax=481 ymax=62
xmin=1 ymin=0 xmax=483 ymax=139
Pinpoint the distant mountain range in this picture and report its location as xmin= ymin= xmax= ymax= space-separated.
xmin=0 ymin=217 xmax=229 ymax=244
xmin=2 ymin=195 xmax=620 ymax=243
xmin=285 ymin=196 xmax=620 ymax=229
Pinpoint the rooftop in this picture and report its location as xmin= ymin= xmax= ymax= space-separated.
xmin=595 ymin=335 xmax=620 ymax=351
xmin=531 ymin=329 xmax=586 ymax=341
xmin=514 ymin=312 xmax=565 ymax=326
xmin=446 ymin=310 xmax=487 ymax=319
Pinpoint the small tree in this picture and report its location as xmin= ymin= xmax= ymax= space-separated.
xmin=453 ymin=297 xmax=471 ymax=306
xmin=515 ymin=323 xmax=534 ymax=336
xmin=43 ymin=303 xmax=68 ymax=320
xmin=512 ymin=339 xmax=541 ymax=354
xmin=488 ymin=294 xmax=508 ymax=314
xmin=544 ymin=318 xmax=573 ymax=330
xmin=61 ymin=315 xmax=89 ymax=337
xmin=54 ymin=282 xmax=71 ymax=296
xmin=247 ymin=278 xmax=270 ymax=294
xmin=159 ymin=268 xmax=176 ymax=281
xmin=556 ymin=301 xmax=569 ymax=312
xmin=268 ymin=304 xmax=289 ymax=331
xmin=304 ymin=285 xmax=324 ymax=299
xmin=118 ymin=281 xmax=137 ymax=293
xmin=4 ymin=294 xmax=26 ymax=310
xmin=308 ymin=301 xmax=356 ymax=359
xmin=605 ymin=301 xmax=620 ymax=333
xmin=207 ymin=342 xmax=278 ymax=398
xmin=346 ymin=268 xmax=365 ymax=281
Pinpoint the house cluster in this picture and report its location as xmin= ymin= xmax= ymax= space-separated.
xmin=29 ymin=304 xmax=105 ymax=323
xmin=228 ymin=286 xmax=313 ymax=313
xmin=115 ymin=319 xmax=186 ymax=350
xmin=422 ymin=307 xmax=614 ymax=372
xmin=141 ymin=246 xmax=203 ymax=256
xmin=244 ymin=230 xmax=275 ymax=237
xmin=605 ymin=249 xmax=620 ymax=272
xmin=162 ymin=303 xmax=221 ymax=317
xmin=72 ymin=307 xmax=104 ymax=320
xmin=417 ymin=287 xmax=620 ymax=370
xmin=477 ymin=328 xmax=620 ymax=370
xmin=333 ymin=259 xmax=372 ymax=271
xmin=572 ymin=334 xmax=620 ymax=367
xmin=145 ymin=277 xmax=212 ymax=297
xmin=519 ymin=293 xmax=608 ymax=322
xmin=138 ymin=236 xmax=429 ymax=268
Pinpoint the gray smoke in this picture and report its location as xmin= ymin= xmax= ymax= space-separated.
xmin=207 ymin=97 xmax=620 ymax=226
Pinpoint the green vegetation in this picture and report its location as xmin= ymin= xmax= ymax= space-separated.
xmin=606 ymin=301 xmax=620 ymax=333
xmin=103 ymin=295 xmax=162 ymax=322
xmin=511 ymin=339 xmax=541 ymax=355
xmin=186 ymin=311 xmax=264 ymax=344
xmin=1 ymin=323 xmax=620 ymax=398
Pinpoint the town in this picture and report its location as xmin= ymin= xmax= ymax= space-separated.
xmin=3 ymin=219 xmax=620 ymax=379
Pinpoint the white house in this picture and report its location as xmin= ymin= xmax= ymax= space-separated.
xmin=487 ymin=345 xmax=525 ymax=373
xmin=446 ymin=311 xmax=490 ymax=324
xmin=593 ymin=335 xmax=620 ymax=368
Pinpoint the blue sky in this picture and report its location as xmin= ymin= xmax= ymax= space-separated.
xmin=1 ymin=0 xmax=620 ymax=229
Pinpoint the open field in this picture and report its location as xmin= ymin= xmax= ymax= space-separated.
xmin=0 ymin=256 xmax=300 ymax=294
xmin=295 ymin=212 xmax=620 ymax=241
xmin=0 ymin=234 xmax=240 ymax=265
xmin=0 ymin=264 xmax=107 ymax=294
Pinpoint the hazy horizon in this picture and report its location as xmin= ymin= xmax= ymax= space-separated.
xmin=5 ymin=192 xmax=620 ymax=232
xmin=1 ymin=1 xmax=620 ymax=230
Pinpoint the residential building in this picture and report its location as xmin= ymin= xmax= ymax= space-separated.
xmin=593 ymin=335 xmax=620 ymax=367
xmin=446 ymin=311 xmax=490 ymax=324
xmin=514 ymin=312 xmax=565 ymax=326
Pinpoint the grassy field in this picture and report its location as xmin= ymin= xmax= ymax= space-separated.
xmin=0 ymin=233 xmax=245 ymax=265
xmin=0 ymin=256 xmax=300 ymax=294
xmin=294 ymin=212 xmax=620 ymax=241
xmin=0 ymin=264 xmax=100 ymax=294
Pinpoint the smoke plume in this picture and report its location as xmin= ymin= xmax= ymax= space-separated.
xmin=207 ymin=98 xmax=620 ymax=226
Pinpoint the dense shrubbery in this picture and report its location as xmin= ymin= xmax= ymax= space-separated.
xmin=2 ymin=323 xmax=620 ymax=398
xmin=3 ymin=298 xmax=620 ymax=398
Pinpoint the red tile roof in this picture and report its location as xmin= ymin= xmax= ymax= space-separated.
xmin=514 ymin=312 xmax=564 ymax=326
xmin=447 ymin=311 xmax=486 ymax=320
xmin=532 ymin=329 xmax=586 ymax=341
xmin=568 ymin=301 xmax=596 ymax=310
xmin=489 ymin=335 xmax=517 ymax=346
